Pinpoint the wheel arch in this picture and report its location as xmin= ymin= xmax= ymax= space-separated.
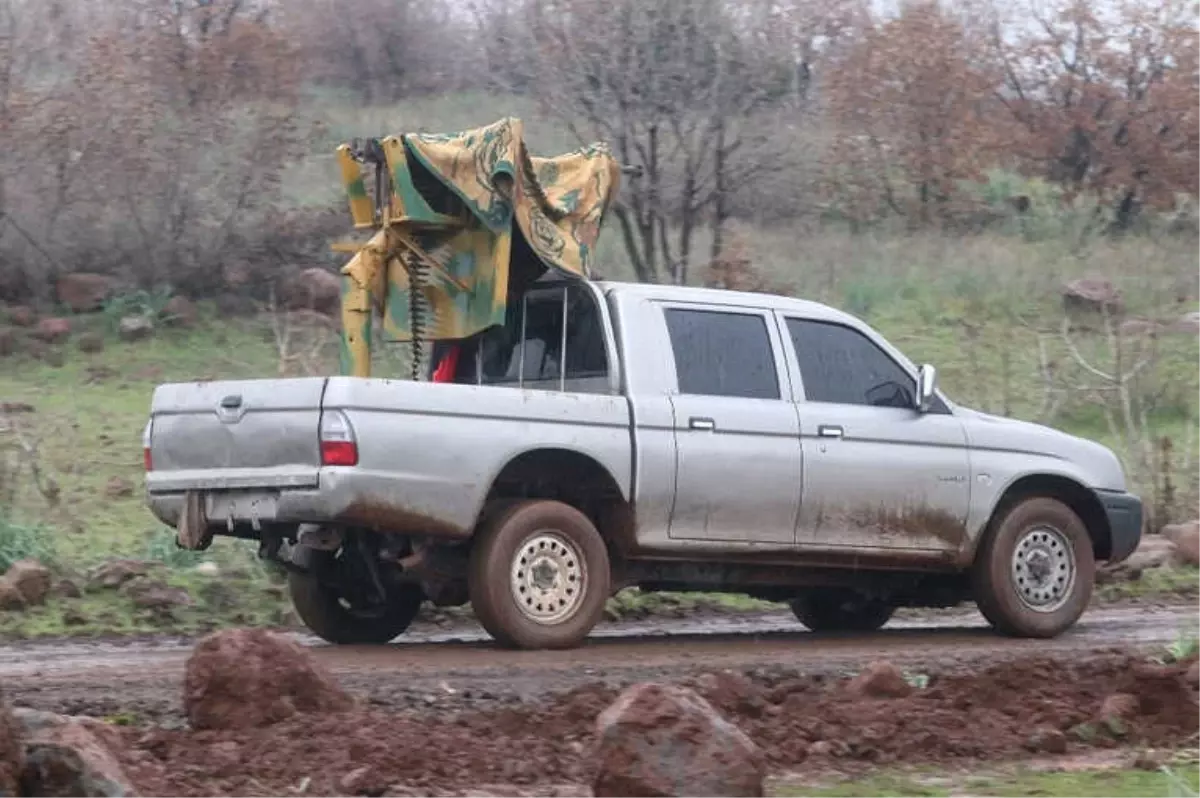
xmin=975 ymin=473 xmax=1111 ymax=561
xmin=476 ymin=447 xmax=633 ymax=548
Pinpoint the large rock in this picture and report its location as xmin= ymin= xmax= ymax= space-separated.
xmin=0 ymin=581 xmax=24 ymax=612
xmin=1162 ymin=520 xmax=1200 ymax=566
xmin=183 ymin=628 xmax=353 ymax=730
xmin=0 ymin=691 xmax=22 ymax=797
xmin=1062 ymin=277 xmax=1124 ymax=315
xmin=2 ymin=559 xmax=52 ymax=606
xmin=1123 ymin=535 xmax=1176 ymax=572
xmin=32 ymin=317 xmax=70 ymax=344
xmin=77 ymin=333 xmax=105 ymax=354
xmin=590 ymin=682 xmax=765 ymax=798
xmin=281 ymin=268 xmax=341 ymax=316
xmin=119 ymin=577 xmax=193 ymax=612
xmin=56 ymin=273 xmax=115 ymax=313
xmin=13 ymin=708 xmax=136 ymax=797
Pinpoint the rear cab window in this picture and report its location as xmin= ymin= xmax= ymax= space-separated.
xmin=663 ymin=308 xmax=780 ymax=399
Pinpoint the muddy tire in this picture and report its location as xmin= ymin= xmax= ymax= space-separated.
xmin=790 ymin=589 xmax=895 ymax=633
xmin=468 ymin=500 xmax=610 ymax=650
xmin=973 ymin=496 xmax=1094 ymax=638
xmin=288 ymin=553 xmax=423 ymax=645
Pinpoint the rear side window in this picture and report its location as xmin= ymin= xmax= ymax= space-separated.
xmin=664 ymin=308 xmax=779 ymax=399
xmin=787 ymin=318 xmax=914 ymax=408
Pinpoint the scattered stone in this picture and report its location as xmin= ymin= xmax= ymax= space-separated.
xmin=13 ymin=708 xmax=137 ymax=797
xmin=117 ymin=315 xmax=154 ymax=342
xmin=205 ymin=740 xmax=242 ymax=777
xmin=56 ymin=273 xmax=116 ymax=313
xmin=846 ymin=661 xmax=912 ymax=699
xmin=339 ymin=765 xmax=385 ymax=796
xmin=1168 ymin=311 xmax=1200 ymax=335
xmin=120 ymin=577 xmax=193 ymax=611
xmin=0 ymin=581 xmax=25 ymax=611
xmin=0 ymin=327 xmax=18 ymax=357
xmin=1101 ymin=535 xmax=1178 ymax=582
xmin=590 ymin=682 xmax=765 ymax=797
xmin=0 ymin=401 xmax=34 ymax=414
xmin=1185 ymin=660 xmax=1198 ymax=690
xmin=1062 ymin=277 xmax=1124 ymax=315
xmin=1024 ymin=726 xmax=1067 ymax=755
xmin=104 ymin=476 xmax=135 ymax=499
xmin=85 ymin=559 xmax=159 ymax=591
xmin=807 ymin=740 xmax=834 ymax=757
xmin=1099 ymin=692 xmax=1139 ymax=722
xmin=694 ymin=670 xmax=766 ymax=717
xmin=1161 ymin=520 xmax=1200 ymax=566
xmin=1119 ymin=319 xmax=1161 ymax=338
xmin=33 ymin=317 xmax=71 ymax=344
xmin=183 ymin=628 xmax=354 ymax=730
xmin=161 ymin=295 xmax=198 ymax=327
xmin=193 ymin=561 xmax=220 ymax=577
xmin=2 ymin=559 xmax=52 ymax=606
xmin=7 ymin=306 xmax=34 ymax=327
xmin=0 ymin=691 xmax=22 ymax=797
xmin=1132 ymin=750 xmax=1168 ymax=771
xmin=77 ymin=332 xmax=105 ymax=354
xmin=281 ymin=267 xmax=341 ymax=316
xmin=54 ymin=578 xmax=83 ymax=599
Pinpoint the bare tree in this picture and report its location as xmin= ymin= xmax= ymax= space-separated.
xmin=495 ymin=0 xmax=829 ymax=284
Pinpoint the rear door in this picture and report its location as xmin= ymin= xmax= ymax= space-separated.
xmin=780 ymin=317 xmax=970 ymax=553
xmin=662 ymin=303 xmax=802 ymax=545
xmin=148 ymin=377 xmax=327 ymax=491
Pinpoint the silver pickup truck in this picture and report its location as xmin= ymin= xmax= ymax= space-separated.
xmin=144 ymin=276 xmax=1142 ymax=650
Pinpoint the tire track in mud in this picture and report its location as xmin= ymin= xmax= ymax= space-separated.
xmin=1 ymin=604 xmax=1195 ymax=723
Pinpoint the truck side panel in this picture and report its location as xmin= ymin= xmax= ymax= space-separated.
xmin=322 ymin=377 xmax=633 ymax=537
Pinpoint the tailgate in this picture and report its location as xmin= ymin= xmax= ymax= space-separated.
xmin=147 ymin=377 xmax=327 ymax=492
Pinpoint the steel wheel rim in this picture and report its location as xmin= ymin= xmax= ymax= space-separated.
xmin=510 ymin=529 xmax=586 ymax=624
xmin=1010 ymin=524 xmax=1076 ymax=613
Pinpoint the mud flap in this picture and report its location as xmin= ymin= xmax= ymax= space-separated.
xmin=176 ymin=490 xmax=213 ymax=551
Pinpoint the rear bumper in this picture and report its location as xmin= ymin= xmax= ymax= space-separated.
xmin=146 ymin=468 xmax=474 ymax=541
xmin=1097 ymin=490 xmax=1143 ymax=563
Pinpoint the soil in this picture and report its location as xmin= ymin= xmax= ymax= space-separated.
xmin=1 ymin=604 xmax=1196 ymax=796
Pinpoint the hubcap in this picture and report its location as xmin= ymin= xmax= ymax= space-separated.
xmin=1011 ymin=525 xmax=1076 ymax=612
xmin=510 ymin=530 xmax=586 ymax=624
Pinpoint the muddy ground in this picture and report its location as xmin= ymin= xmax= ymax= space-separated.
xmin=3 ymin=603 xmax=1198 ymax=796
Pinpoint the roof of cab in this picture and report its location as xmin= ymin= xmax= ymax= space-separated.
xmin=594 ymin=280 xmax=858 ymax=327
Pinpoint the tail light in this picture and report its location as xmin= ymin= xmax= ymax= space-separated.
xmin=142 ymin=419 xmax=153 ymax=471
xmin=320 ymin=410 xmax=358 ymax=466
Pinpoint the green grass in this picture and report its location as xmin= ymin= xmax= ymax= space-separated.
xmin=773 ymin=760 xmax=1200 ymax=797
xmin=1098 ymin=566 xmax=1200 ymax=603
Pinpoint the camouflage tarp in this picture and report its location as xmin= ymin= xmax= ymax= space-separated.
xmin=375 ymin=117 xmax=620 ymax=343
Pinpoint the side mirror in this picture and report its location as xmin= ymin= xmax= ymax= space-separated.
xmin=916 ymin=364 xmax=938 ymax=412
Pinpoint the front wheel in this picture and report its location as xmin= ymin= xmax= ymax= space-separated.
xmin=790 ymin=589 xmax=895 ymax=632
xmin=468 ymin=500 xmax=610 ymax=650
xmin=288 ymin=548 xmax=423 ymax=645
xmin=972 ymin=496 xmax=1094 ymax=638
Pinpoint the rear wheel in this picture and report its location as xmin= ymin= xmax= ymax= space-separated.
xmin=288 ymin=548 xmax=423 ymax=645
xmin=972 ymin=496 xmax=1094 ymax=638
xmin=790 ymin=588 xmax=895 ymax=632
xmin=468 ymin=500 xmax=610 ymax=650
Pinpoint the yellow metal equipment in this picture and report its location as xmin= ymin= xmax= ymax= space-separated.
xmin=333 ymin=118 xmax=621 ymax=378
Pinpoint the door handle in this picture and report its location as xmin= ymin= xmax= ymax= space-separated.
xmin=817 ymin=424 xmax=844 ymax=438
xmin=689 ymin=417 xmax=716 ymax=431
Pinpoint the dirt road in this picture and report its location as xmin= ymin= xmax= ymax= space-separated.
xmin=3 ymin=603 xmax=1195 ymax=723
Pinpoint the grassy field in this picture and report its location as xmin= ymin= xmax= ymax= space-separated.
xmin=0 ymin=92 xmax=1196 ymax=640
xmin=772 ymin=756 xmax=1200 ymax=797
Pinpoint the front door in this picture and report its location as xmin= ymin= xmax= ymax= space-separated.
xmin=781 ymin=316 xmax=970 ymax=553
xmin=662 ymin=304 xmax=802 ymax=545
